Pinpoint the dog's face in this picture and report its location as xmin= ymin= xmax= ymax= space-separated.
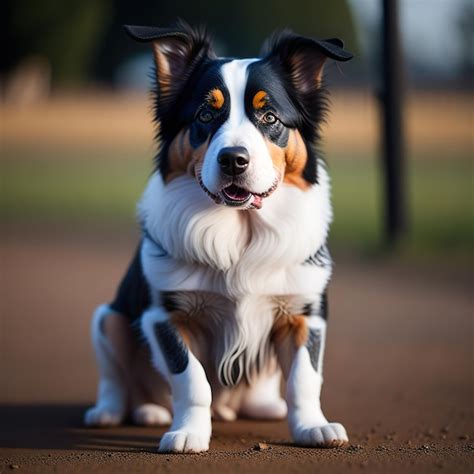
xmin=125 ymin=23 xmax=352 ymax=209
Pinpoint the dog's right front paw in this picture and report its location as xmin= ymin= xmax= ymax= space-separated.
xmin=84 ymin=406 xmax=123 ymax=427
xmin=159 ymin=430 xmax=210 ymax=453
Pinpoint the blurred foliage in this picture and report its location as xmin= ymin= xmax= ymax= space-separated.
xmin=2 ymin=0 xmax=356 ymax=87
xmin=94 ymin=0 xmax=357 ymax=83
xmin=2 ymin=0 xmax=109 ymax=86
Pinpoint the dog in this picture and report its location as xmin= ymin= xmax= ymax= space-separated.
xmin=84 ymin=20 xmax=353 ymax=453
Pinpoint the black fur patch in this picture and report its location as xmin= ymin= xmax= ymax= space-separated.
xmin=304 ymin=243 xmax=331 ymax=267
xmin=319 ymin=292 xmax=328 ymax=321
xmin=153 ymin=321 xmax=189 ymax=374
xmin=302 ymin=303 xmax=313 ymax=316
xmin=245 ymin=61 xmax=299 ymax=149
xmin=261 ymin=31 xmax=337 ymax=184
xmin=161 ymin=292 xmax=179 ymax=313
xmin=109 ymin=242 xmax=150 ymax=323
xmin=154 ymin=58 xmax=232 ymax=177
xmin=306 ymin=328 xmax=322 ymax=372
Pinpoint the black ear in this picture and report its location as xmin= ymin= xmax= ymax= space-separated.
xmin=124 ymin=21 xmax=215 ymax=106
xmin=263 ymin=31 xmax=353 ymax=94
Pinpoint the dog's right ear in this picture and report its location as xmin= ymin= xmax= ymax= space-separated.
xmin=124 ymin=21 xmax=215 ymax=105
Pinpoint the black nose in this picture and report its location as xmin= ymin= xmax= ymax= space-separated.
xmin=217 ymin=146 xmax=250 ymax=176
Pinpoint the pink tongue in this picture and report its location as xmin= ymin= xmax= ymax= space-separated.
xmin=223 ymin=184 xmax=250 ymax=201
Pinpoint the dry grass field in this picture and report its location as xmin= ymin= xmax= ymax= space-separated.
xmin=2 ymin=90 xmax=472 ymax=157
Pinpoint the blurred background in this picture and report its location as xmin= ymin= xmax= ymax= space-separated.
xmin=2 ymin=0 xmax=472 ymax=255
xmin=0 ymin=1 xmax=472 ymax=466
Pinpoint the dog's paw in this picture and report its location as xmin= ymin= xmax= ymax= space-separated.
xmin=133 ymin=404 xmax=172 ymax=426
xmin=84 ymin=406 xmax=124 ymax=427
xmin=159 ymin=430 xmax=210 ymax=453
xmin=212 ymin=404 xmax=237 ymax=422
xmin=293 ymin=422 xmax=348 ymax=448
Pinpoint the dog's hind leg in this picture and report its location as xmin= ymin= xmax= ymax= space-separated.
xmin=239 ymin=363 xmax=287 ymax=420
xmin=274 ymin=313 xmax=348 ymax=448
xmin=84 ymin=305 xmax=129 ymax=427
xmin=129 ymin=345 xmax=172 ymax=427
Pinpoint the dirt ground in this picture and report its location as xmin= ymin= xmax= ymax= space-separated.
xmin=1 ymin=231 xmax=473 ymax=473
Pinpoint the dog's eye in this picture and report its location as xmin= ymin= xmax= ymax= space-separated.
xmin=262 ymin=112 xmax=278 ymax=124
xmin=198 ymin=110 xmax=213 ymax=123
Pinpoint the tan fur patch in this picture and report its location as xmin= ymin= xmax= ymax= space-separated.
xmin=271 ymin=314 xmax=308 ymax=347
xmin=206 ymin=88 xmax=225 ymax=110
xmin=265 ymin=129 xmax=310 ymax=190
xmin=166 ymin=129 xmax=210 ymax=182
xmin=283 ymin=129 xmax=310 ymax=190
xmin=152 ymin=44 xmax=173 ymax=97
xmin=252 ymin=90 xmax=268 ymax=110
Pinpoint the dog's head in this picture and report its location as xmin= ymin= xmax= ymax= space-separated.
xmin=125 ymin=21 xmax=352 ymax=209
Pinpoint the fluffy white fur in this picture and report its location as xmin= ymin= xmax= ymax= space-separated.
xmin=138 ymin=167 xmax=332 ymax=298
xmin=135 ymin=156 xmax=346 ymax=451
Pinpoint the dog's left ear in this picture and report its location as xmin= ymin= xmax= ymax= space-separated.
xmin=263 ymin=32 xmax=353 ymax=93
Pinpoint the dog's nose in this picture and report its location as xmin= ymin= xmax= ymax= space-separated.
xmin=217 ymin=146 xmax=250 ymax=176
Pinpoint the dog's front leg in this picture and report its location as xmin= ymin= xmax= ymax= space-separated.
xmin=275 ymin=313 xmax=348 ymax=448
xmin=141 ymin=306 xmax=212 ymax=453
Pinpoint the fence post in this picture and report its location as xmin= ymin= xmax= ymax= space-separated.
xmin=381 ymin=0 xmax=407 ymax=246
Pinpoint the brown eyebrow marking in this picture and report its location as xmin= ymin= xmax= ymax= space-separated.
xmin=206 ymin=88 xmax=225 ymax=109
xmin=252 ymin=90 xmax=268 ymax=110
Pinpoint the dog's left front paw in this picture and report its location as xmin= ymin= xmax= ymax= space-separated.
xmin=293 ymin=422 xmax=348 ymax=448
xmin=158 ymin=430 xmax=210 ymax=453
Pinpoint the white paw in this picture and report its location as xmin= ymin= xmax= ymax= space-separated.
xmin=293 ymin=422 xmax=348 ymax=448
xmin=212 ymin=404 xmax=237 ymax=422
xmin=133 ymin=404 xmax=172 ymax=426
xmin=159 ymin=430 xmax=210 ymax=453
xmin=84 ymin=406 xmax=124 ymax=427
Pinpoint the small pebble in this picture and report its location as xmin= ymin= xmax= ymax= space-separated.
xmin=9 ymin=465 xmax=20 ymax=470
xmin=254 ymin=442 xmax=270 ymax=451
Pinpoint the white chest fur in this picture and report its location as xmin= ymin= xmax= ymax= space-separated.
xmin=138 ymin=165 xmax=332 ymax=300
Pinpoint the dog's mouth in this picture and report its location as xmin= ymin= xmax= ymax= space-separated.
xmin=197 ymin=175 xmax=279 ymax=210
xmin=220 ymin=184 xmax=253 ymax=207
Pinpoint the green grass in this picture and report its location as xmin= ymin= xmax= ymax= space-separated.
xmin=1 ymin=149 xmax=472 ymax=257
xmin=329 ymin=156 xmax=473 ymax=256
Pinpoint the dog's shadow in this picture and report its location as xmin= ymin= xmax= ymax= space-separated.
xmin=0 ymin=404 xmax=166 ymax=453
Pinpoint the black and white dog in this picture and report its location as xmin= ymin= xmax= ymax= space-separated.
xmin=85 ymin=21 xmax=352 ymax=453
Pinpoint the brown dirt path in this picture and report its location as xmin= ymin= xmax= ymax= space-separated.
xmin=1 ymin=234 xmax=473 ymax=473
